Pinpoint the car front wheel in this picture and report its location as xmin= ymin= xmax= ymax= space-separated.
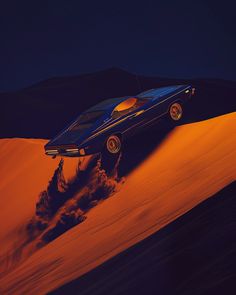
xmin=169 ymin=102 xmax=183 ymax=121
xmin=106 ymin=135 xmax=121 ymax=154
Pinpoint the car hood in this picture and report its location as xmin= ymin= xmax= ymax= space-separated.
xmin=45 ymin=116 xmax=111 ymax=148
xmin=47 ymin=130 xmax=85 ymax=146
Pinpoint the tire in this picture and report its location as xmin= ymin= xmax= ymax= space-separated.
xmin=169 ymin=102 xmax=183 ymax=121
xmin=105 ymin=135 xmax=122 ymax=154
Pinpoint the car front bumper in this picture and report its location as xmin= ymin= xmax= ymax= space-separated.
xmin=45 ymin=147 xmax=86 ymax=157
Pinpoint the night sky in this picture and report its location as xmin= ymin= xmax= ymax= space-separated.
xmin=1 ymin=0 xmax=235 ymax=91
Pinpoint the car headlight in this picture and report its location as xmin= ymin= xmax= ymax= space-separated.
xmin=66 ymin=148 xmax=79 ymax=153
xmin=46 ymin=149 xmax=58 ymax=155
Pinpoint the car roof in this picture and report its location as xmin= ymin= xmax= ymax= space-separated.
xmin=137 ymin=85 xmax=189 ymax=99
xmin=85 ymin=85 xmax=189 ymax=113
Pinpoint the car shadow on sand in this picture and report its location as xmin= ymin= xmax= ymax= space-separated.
xmin=102 ymin=84 xmax=236 ymax=178
xmin=102 ymin=114 xmax=187 ymax=178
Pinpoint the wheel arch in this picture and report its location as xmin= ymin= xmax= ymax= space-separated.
xmin=113 ymin=132 xmax=123 ymax=141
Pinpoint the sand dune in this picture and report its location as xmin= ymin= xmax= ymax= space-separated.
xmin=0 ymin=139 xmax=81 ymax=255
xmin=0 ymin=112 xmax=235 ymax=294
xmin=51 ymin=182 xmax=236 ymax=295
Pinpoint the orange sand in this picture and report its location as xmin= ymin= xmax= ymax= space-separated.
xmin=0 ymin=112 xmax=235 ymax=294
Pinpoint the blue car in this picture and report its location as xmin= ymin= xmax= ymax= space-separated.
xmin=45 ymin=85 xmax=195 ymax=157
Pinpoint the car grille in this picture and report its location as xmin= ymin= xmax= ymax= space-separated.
xmin=46 ymin=144 xmax=77 ymax=151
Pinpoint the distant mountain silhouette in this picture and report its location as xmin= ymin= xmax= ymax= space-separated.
xmin=1 ymin=67 xmax=236 ymax=138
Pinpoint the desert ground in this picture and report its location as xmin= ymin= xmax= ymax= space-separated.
xmin=0 ymin=112 xmax=235 ymax=295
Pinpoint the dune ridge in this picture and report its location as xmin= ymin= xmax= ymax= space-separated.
xmin=0 ymin=112 xmax=235 ymax=294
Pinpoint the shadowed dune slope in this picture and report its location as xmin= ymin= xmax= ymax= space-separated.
xmin=51 ymin=181 xmax=236 ymax=295
xmin=0 ymin=112 xmax=235 ymax=294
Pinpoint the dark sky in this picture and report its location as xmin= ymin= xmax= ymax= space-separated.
xmin=0 ymin=0 xmax=235 ymax=91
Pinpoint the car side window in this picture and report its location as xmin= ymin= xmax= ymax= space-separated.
xmin=112 ymin=98 xmax=147 ymax=119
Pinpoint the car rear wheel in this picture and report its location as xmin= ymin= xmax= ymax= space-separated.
xmin=106 ymin=135 xmax=121 ymax=154
xmin=169 ymin=102 xmax=183 ymax=121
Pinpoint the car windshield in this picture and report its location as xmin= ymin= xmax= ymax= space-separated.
xmin=69 ymin=111 xmax=105 ymax=131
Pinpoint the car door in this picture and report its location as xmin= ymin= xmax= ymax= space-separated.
xmin=126 ymin=98 xmax=164 ymax=132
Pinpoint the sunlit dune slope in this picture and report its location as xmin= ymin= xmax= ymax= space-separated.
xmin=0 ymin=139 xmax=79 ymax=254
xmin=0 ymin=112 xmax=236 ymax=295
